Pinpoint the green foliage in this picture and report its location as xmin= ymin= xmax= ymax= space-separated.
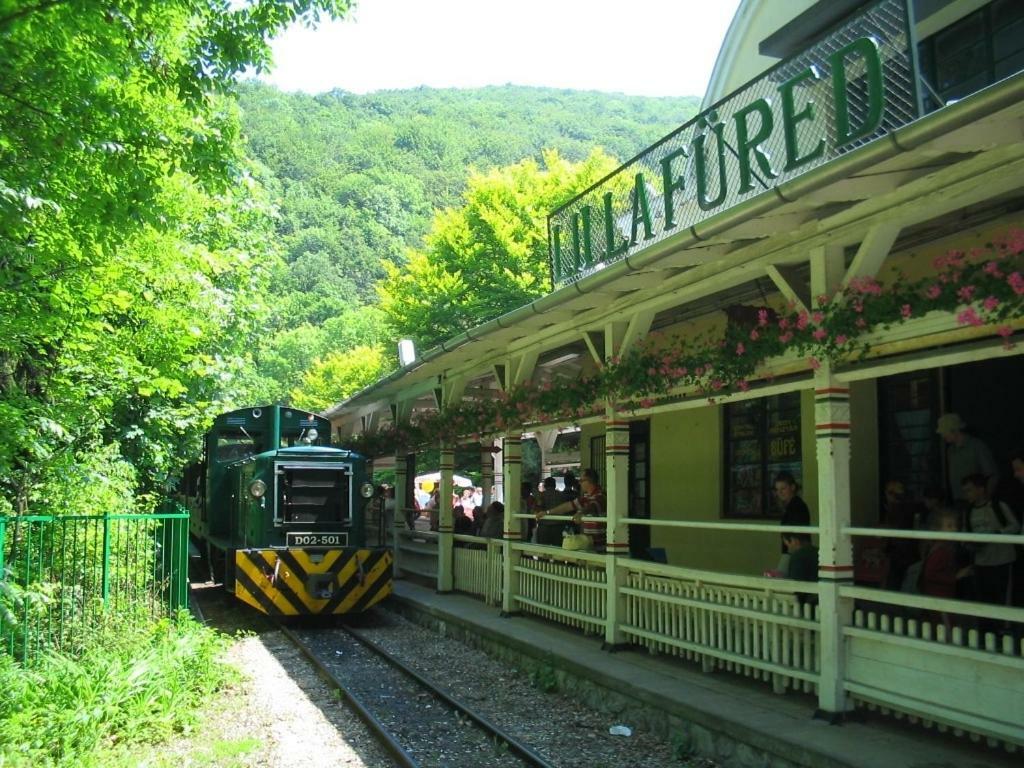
xmin=237 ymin=83 xmax=699 ymax=402
xmin=0 ymin=0 xmax=351 ymax=509
xmin=291 ymin=345 xmax=390 ymax=412
xmin=378 ymin=150 xmax=621 ymax=349
xmin=350 ymin=234 xmax=1024 ymax=457
xmin=0 ymin=611 xmax=234 ymax=768
xmin=527 ymin=662 xmax=559 ymax=693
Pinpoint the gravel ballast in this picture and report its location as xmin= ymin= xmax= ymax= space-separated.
xmin=184 ymin=589 xmax=719 ymax=767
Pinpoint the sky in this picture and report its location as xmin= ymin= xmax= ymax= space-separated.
xmin=262 ymin=0 xmax=742 ymax=98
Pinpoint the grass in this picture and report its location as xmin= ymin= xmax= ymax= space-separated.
xmin=0 ymin=609 xmax=237 ymax=768
xmin=527 ymin=663 xmax=559 ymax=693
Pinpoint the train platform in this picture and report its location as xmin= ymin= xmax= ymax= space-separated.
xmin=391 ymin=580 xmax=1018 ymax=768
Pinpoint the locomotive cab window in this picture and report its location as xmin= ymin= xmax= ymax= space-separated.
xmin=279 ymin=427 xmax=327 ymax=448
xmin=277 ymin=464 xmax=351 ymax=526
xmin=216 ymin=431 xmax=259 ymax=463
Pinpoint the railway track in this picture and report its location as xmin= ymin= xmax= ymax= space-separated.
xmin=279 ymin=620 xmax=559 ymax=768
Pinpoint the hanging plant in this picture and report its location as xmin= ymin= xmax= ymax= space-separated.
xmin=347 ymin=230 xmax=1024 ymax=457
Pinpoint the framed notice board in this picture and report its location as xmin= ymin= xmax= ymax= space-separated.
xmin=723 ymin=392 xmax=802 ymax=518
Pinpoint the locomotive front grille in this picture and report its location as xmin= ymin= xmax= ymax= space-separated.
xmin=274 ymin=462 xmax=351 ymax=526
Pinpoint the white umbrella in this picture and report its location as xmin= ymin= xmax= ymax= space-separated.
xmin=415 ymin=471 xmax=474 ymax=488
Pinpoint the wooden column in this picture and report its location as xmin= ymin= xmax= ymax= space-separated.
xmin=501 ymin=435 xmax=522 ymax=615
xmin=437 ymin=442 xmax=454 ymax=593
xmin=814 ymin=367 xmax=855 ymax=716
xmin=812 ymin=244 xmax=854 ymax=717
xmin=393 ymin=452 xmax=409 ymax=578
xmin=604 ymin=409 xmax=630 ymax=646
xmin=480 ymin=441 xmax=495 ymax=510
xmin=492 ymin=440 xmax=505 ymax=504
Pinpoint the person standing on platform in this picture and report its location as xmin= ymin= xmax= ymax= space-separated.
xmin=477 ymin=501 xmax=504 ymax=539
xmin=537 ymin=468 xmax=607 ymax=553
xmin=962 ymin=473 xmax=1019 ymax=607
xmin=535 ymin=477 xmax=567 ymax=546
xmin=774 ymin=471 xmax=811 ymax=577
xmin=937 ymin=413 xmax=998 ymax=506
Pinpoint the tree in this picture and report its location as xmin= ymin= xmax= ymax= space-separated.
xmin=377 ymin=149 xmax=621 ymax=349
xmin=291 ymin=346 xmax=389 ymax=412
xmin=0 ymin=0 xmax=350 ymax=508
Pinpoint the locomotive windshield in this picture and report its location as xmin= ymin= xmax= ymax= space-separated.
xmin=216 ymin=430 xmax=259 ymax=463
xmin=276 ymin=464 xmax=351 ymax=525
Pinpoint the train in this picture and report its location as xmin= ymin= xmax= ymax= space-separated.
xmin=180 ymin=405 xmax=392 ymax=615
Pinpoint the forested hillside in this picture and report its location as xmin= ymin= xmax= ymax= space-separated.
xmin=236 ymin=82 xmax=700 ymax=404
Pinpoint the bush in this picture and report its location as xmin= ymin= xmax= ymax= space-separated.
xmin=0 ymin=610 xmax=235 ymax=767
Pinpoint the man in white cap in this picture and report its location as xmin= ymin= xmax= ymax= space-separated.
xmin=936 ymin=413 xmax=998 ymax=503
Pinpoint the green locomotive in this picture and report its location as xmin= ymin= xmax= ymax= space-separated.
xmin=182 ymin=405 xmax=392 ymax=615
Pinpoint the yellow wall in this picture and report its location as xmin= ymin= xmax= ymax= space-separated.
xmin=608 ymin=390 xmax=811 ymax=575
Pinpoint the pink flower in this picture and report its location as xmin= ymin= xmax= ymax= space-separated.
xmin=736 ymin=342 xmax=745 ymax=356
xmin=808 ymin=357 xmax=821 ymax=370
xmin=796 ymin=312 xmax=809 ymax=331
xmin=737 ymin=380 xmax=750 ymax=392
xmin=778 ymin=317 xmax=790 ymax=330
xmin=779 ymin=331 xmax=794 ymax=343
xmin=1007 ymin=229 xmax=1024 ymax=254
xmin=901 ymin=304 xmax=912 ymax=319
xmin=957 ymin=285 xmax=976 ymax=302
xmin=694 ymin=365 xmax=704 ymax=377
xmin=817 ymin=294 xmax=828 ymax=307
xmin=1009 ymin=272 xmax=1024 ymax=295
xmin=925 ymin=284 xmax=942 ymax=299
xmin=639 ymin=398 xmax=655 ymax=409
xmin=849 ymin=276 xmax=883 ymax=295
xmin=812 ymin=311 xmax=824 ymax=325
xmin=749 ymin=329 xmax=760 ymax=341
xmin=812 ymin=328 xmax=827 ymax=341
xmin=757 ymin=308 xmax=769 ymax=326
xmin=852 ymin=300 xmax=864 ymax=314
xmin=984 ymin=261 xmax=1004 ymax=277
xmin=956 ymin=307 xmax=983 ymax=327
xmin=983 ymin=296 xmax=1000 ymax=311
xmin=711 ymin=379 xmax=724 ymax=390
xmin=835 ymin=334 xmax=848 ymax=346
xmin=997 ymin=325 xmax=1013 ymax=338
xmin=933 ymin=251 xmax=965 ymax=270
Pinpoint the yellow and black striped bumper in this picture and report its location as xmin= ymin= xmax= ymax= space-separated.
xmin=233 ymin=547 xmax=392 ymax=615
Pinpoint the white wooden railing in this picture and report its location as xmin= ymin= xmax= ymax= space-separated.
xmin=838 ymin=585 xmax=1023 ymax=751
xmin=394 ymin=527 xmax=438 ymax=580
xmin=620 ymin=561 xmax=820 ymax=694
xmin=452 ymin=535 xmax=503 ymax=605
xmin=417 ymin=522 xmax=1024 ymax=752
xmin=511 ymin=542 xmax=608 ymax=632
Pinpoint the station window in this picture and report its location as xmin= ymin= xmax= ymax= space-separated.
xmin=877 ymin=370 xmax=941 ymax=503
xmin=918 ymin=0 xmax=1024 ymax=112
xmin=723 ymin=393 xmax=802 ymax=518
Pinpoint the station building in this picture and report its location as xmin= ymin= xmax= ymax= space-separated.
xmin=328 ymin=0 xmax=1024 ymax=752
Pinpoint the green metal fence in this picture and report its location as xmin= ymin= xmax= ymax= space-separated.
xmin=0 ymin=506 xmax=189 ymax=663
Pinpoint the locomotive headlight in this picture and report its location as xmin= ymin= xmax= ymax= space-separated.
xmin=249 ymin=479 xmax=267 ymax=498
xmin=359 ymin=482 xmax=375 ymax=499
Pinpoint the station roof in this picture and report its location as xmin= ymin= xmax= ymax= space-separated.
xmin=326 ymin=72 xmax=1024 ymax=422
